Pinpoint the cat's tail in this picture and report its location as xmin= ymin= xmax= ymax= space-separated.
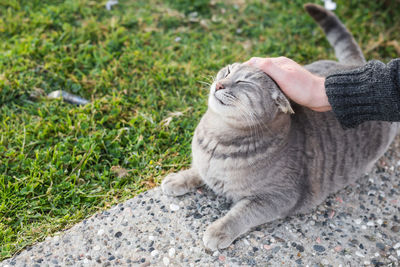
xmin=304 ymin=3 xmax=366 ymax=66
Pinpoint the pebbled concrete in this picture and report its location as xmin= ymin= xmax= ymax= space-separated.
xmin=2 ymin=141 xmax=400 ymax=267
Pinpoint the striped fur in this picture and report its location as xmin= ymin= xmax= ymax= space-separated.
xmin=305 ymin=3 xmax=366 ymax=65
xmin=161 ymin=4 xmax=399 ymax=251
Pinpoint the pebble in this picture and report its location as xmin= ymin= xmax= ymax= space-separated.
xmin=313 ymin=245 xmax=326 ymax=253
xmin=355 ymin=251 xmax=364 ymax=258
xmin=169 ymin=204 xmax=180 ymax=211
xmin=296 ymin=244 xmax=305 ymax=252
xmin=376 ymin=242 xmax=385 ymax=250
xmin=391 ymin=225 xmax=400 ymax=232
xmin=263 ymin=245 xmax=272 ymax=250
xmin=114 ymin=231 xmax=122 ymax=238
xmin=163 ymin=257 xmax=170 ymax=266
xmin=321 ymin=259 xmax=329 ymax=265
xmin=168 ymin=248 xmax=175 ymax=258
xmin=354 ymin=218 xmax=362 ymax=224
xmin=334 ymin=246 xmax=342 ymax=252
xmin=151 ymin=250 xmax=159 ymax=257
xmin=97 ymin=229 xmax=105 ymax=236
xmin=367 ymin=221 xmax=374 ymax=227
xmin=394 ymin=242 xmax=400 ymax=249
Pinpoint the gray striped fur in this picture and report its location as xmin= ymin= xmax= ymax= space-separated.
xmin=305 ymin=3 xmax=366 ymax=65
xmin=161 ymin=4 xmax=399 ymax=251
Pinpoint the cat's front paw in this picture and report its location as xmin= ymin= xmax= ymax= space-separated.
xmin=161 ymin=173 xmax=191 ymax=196
xmin=203 ymin=221 xmax=236 ymax=251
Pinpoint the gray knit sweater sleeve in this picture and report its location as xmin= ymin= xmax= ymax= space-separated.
xmin=325 ymin=59 xmax=400 ymax=128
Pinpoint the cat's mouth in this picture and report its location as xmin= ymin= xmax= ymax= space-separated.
xmin=214 ymin=94 xmax=229 ymax=106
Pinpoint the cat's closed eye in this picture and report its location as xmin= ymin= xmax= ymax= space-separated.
xmin=235 ymin=80 xmax=252 ymax=85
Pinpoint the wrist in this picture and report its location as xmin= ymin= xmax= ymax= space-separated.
xmin=311 ymin=76 xmax=331 ymax=112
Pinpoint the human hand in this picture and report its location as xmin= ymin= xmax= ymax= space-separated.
xmin=245 ymin=57 xmax=331 ymax=112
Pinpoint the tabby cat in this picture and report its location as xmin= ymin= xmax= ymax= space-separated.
xmin=161 ymin=4 xmax=399 ymax=250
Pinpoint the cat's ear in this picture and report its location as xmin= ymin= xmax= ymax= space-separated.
xmin=271 ymin=90 xmax=294 ymax=114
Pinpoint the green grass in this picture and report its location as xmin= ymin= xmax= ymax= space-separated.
xmin=1 ymin=0 xmax=400 ymax=260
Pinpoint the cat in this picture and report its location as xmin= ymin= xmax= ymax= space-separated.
xmin=161 ymin=3 xmax=400 ymax=251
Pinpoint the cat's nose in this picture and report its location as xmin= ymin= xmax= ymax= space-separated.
xmin=215 ymin=82 xmax=225 ymax=91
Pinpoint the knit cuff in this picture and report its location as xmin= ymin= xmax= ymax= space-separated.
xmin=325 ymin=59 xmax=400 ymax=128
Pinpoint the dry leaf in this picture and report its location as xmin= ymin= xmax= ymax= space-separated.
xmin=141 ymin=178 xmax=156 ymax=188
xmin=365 ymin=33 xmax=385 ymax=53
xmin=111 ymin=166 xmax=131 ymax=178
xmin=161 ymin=111 xmax=185 ymax=127
xmin=387 ymin=40 xmax=400 ymax=55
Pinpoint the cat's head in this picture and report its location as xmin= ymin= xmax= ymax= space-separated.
xmin=208 ymin=63 xmax=293 ymax=126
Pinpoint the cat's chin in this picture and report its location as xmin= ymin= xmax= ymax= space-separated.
xmin=208 ymin=94 xmax=232 ymax=116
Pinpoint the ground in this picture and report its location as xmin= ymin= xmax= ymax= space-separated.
xmin=1 ymin=0 xmax=400 ymax=261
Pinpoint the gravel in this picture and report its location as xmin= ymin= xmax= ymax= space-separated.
xmin=2 ymin=139 xmax=400 ymax=266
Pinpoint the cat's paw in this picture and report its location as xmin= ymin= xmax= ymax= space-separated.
xmin=203 ymin=221 xmax=236 ymax=251
xmin=161 ymin=173 xmax=191 ymax=196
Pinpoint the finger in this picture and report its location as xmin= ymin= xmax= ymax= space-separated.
xmin=244 ymin=57 xmax=263 ymax=66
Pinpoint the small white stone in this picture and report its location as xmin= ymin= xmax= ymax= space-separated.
xmin=270 ymin=237 xmax=276 ymax=243
xmin=151 ymin=250 xmax=159 ymax=257
xmin=149 ymin=235 xmax=155 ymax=241
xmin=363 ymin=260 xmax=371 ymax=265
xmin=168 ymin=248 xmax=176 ymax=258
xmin=389 ymin=255 xmax=397 ymax=262
xmin=213 ymin=251 xmax=219 ymax=257
xmin=394 ymin=242 xmax=400 ymax=249
xmin=93 ymin=245 xmax=101 ymax=251
xmin=97 ymin=229 xmax=104 ymax=235
xmin=321 ymin=259 xmax=329 ymax=265
xmin=376 ymin=219 xmax=383 ymax=225
xmin=367 ymin=221 xmax=374 ymax=226
xmin=374 ymin=252 xmax=380 ymax=257
xmin=355 ymin=218 xmax=362 ymax=224
xmin=243 ymin=239 xmax=250 ymax=245
xmin=170 ymin=240 xmax=175 ymax=245
xmin=309 ymin=220 xmax=315 ymax=226
xmin=396 ymin=249 xmax=400 ymax=257
xmin=252 ymin=231 xmax=264 ymax=238
xmin=355 ymin=251 xmax=365 ymax=258
xmin=169 ymin=204 xmax=180 ymax=211
xmin=163 ymin=257 xmax=170 ymax=266
xmin=361 ymin=225 xmax=367 ymax=230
